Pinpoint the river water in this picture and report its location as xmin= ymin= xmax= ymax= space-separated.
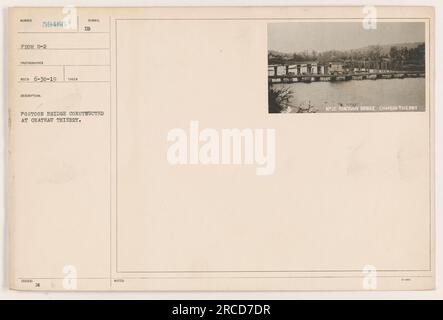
xmin=273 ymin=78 xmax=426 ymax=113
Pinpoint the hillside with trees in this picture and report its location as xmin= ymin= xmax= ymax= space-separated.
xmin=268 ymin=42 xmax=425 ymax=71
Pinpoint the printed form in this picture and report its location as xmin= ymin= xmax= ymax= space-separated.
xmin=8 ymin=7 xmax=434 ymax=291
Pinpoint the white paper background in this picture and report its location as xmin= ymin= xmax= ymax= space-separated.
xmin=0 ymin=0 xmax=441 ymax=299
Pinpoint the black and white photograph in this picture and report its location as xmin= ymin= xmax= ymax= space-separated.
xmin=268 ymin=22 xmax=426 ymax=113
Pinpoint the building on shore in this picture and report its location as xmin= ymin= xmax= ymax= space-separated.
xmin=328 ymin=62 xmax=344 ymax=73
xmin=268 ymin=62 xmax=330 ymax=77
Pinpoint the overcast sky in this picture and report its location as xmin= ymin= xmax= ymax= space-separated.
xmin=268 ymin=22 xmax=425 ymax=53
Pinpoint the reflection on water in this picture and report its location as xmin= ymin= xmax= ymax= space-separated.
xmin=273 ymin=78 xmax=425 ymax=113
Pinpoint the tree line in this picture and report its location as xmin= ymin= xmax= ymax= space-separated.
xmin=268 ymin=43 xmax=425 ymax=71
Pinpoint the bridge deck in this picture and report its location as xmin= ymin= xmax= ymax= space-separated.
xmin=268 ymin=71 xmax=424 ymax=83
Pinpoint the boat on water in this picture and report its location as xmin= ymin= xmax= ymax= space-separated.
xmin=393 ymin=73 xmax=406 ymax=79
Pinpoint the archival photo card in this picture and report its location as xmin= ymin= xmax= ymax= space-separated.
xmin=8 ymin=6 xmax=434 ymax=291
